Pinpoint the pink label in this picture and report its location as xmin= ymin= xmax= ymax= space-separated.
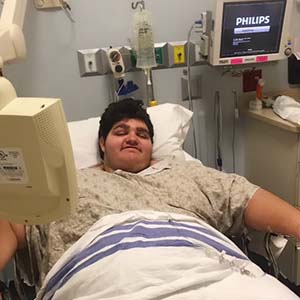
xmin=256 ymin=56 xmax=269 ymax=62
xmin=230 ymin=58 xmax=244 ymax=65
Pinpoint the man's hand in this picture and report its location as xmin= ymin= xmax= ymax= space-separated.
xmin=0 ymin=220 xmax=25 ymax=271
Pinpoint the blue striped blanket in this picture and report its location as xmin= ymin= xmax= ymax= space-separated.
xmin=36 ymin=211 xmax=284 ymax=300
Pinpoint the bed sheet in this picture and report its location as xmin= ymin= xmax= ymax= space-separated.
xmin=36 ymin=211 xmax=299 ymax=300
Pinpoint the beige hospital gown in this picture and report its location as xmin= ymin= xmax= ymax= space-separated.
xmin=14 ymin=159 xmax=258 ymax=294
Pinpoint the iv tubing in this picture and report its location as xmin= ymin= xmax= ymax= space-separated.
xmin=145 ymin=68 xmax=155 ymax=106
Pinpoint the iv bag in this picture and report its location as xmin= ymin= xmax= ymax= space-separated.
xmin=133 ymin=9 xmax=157 ymax=69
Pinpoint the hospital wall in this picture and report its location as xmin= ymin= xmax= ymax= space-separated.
xmin=2 ymin=0 xmax=300 ymax=173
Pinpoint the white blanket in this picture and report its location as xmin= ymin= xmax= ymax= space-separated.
xmin=273 ymin=95 xmax=300 ymax=125
xmin=36 ymin=211 xmax=299 ymax=300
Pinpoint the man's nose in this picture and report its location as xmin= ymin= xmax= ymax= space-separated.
xmin=125 ymin=132 xmax=138 ymax=144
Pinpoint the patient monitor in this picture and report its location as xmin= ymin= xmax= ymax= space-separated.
xmin=208 ymin=0 xmax=293 ymax=66
xmin=0 ymin=0 xmax=77 ymax=224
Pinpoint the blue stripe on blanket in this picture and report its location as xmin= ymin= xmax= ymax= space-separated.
xmin=101 ymin=220 xmax=226 ymax=242
xmin=44 ymin=220 xmax=247 ymax=299
xmin=46 ymin=239 xmax=195 ymax=300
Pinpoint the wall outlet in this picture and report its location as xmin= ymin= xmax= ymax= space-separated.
xmin=77 ymin=49 xmax=103 ymax=77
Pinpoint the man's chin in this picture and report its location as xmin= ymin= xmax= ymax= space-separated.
xmin=122 ymin=164 xmax=147 ymax=173
xmin=119 ymin=159 xmax=150 ymax=173
xmin=104 ymin=155 xmax=151 ymax=173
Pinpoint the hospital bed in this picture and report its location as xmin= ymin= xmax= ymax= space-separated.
xmin=10 ymin=102 xmax=295 ymax=300
xmin=1 ymin=102 xmax=298 ymax=300
xmin=0 ymin=0 xmax=298 ymax=298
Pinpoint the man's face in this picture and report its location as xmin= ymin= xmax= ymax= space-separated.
xmin=100 ymin=118 xmax=153 ymax=173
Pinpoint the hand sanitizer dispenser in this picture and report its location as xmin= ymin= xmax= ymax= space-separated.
xmin=249 ymin=78 xmax=265 ymax=111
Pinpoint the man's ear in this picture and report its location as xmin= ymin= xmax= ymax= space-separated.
xmin=99 ymin=137 xmax=105 ymax=153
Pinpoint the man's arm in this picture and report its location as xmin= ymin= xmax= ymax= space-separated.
xmin=244 ymin=188 xmax=300 ymax=239
xmin=0 ymin=220 xmax=26 ymax=271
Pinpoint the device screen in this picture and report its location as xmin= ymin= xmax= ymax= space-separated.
xmin=220 ymin=0 xmax=286 ymax=58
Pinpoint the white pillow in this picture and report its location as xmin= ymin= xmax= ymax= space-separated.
xmin=148 ymin=103 xmax=193 ymax=161
xmin=68 ymin=117 xmax=101 ymax=170
xmin=68 ymin=103 xmax=193 ymax=170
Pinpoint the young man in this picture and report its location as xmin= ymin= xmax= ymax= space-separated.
xmin=1 ymin=98 xmax=300 ymax=299
xmin=98 ymin=99 xmax=300 ymax=239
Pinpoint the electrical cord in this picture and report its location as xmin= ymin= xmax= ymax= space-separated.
xmin=264 ymin=232 xmax=280 ymax=279
xmin=232 ymin=90 xmax=239 ymax=173
xmin=214 ymin=90 xmax=223 ymax=171
xmin=59 ymin=0 xmax=75 ymax=22
xmin=116 ymin=79 xmax=125 ymax=96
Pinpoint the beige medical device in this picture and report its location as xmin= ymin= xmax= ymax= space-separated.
xmin=0 ymin=0 xmax=77 ymax=224
xmin=0 ymin=0 xmax=27 ymax=68
xmin=0 ymin=78 xmax=77 ymax=224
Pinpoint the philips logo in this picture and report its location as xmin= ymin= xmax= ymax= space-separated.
xmin=236 ymin=16 xmax=270 ymax=26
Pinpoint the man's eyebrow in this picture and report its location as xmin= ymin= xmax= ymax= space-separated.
xmin=136 ymin=127 xmax=149 ymax=133
xmin=112 ymin=123 xmax=149 ymax=132
xmin=112 ymin=123 xmax=129 ymax=130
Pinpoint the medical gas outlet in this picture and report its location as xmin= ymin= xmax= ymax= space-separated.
xmin=174 ymin=46 xmax=185 ymax=64
xmin=77 ymin=42 xmax=206 ymax=77
xmin=171 ymin=42 xmax=187 ymax=65
xmin=154 ymin=43 xmax=169 ymax=67
xmin=107 ymin=48 xmax=125 ymax=79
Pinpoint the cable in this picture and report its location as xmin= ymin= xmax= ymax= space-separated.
xmin=264 ymin=232 xmax=280 ymax=279
xmin=214 ymin=91 xmax=223 ymax=171
xmin=232 ymin=90 xmax=239 ymax=173
xmin=110 ymin=75 xmax=118 ymax=103
xmin=116 ymin=79 xmax=125 ymax=96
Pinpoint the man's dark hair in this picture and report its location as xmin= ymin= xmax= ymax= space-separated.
xmin=98 ymin=98 xmax=154 ymax=159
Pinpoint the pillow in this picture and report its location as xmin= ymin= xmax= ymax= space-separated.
xmin=68 ymin=103 xmax=193 ymax=169
xmin=147 ymin=103 xmax=193 ymax=161
xmin=183 ymin=151 xmax=202 ymax=164
xmin=68 ymin=117 xmax=102 ymax=170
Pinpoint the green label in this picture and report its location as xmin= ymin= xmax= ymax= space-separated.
xmin=155 ymin=48 xmax=163 ymax=65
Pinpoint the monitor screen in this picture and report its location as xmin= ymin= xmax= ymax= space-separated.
xmin=220 ymin=0 xmax=286 ymax=58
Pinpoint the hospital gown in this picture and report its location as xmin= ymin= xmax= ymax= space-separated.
xmin=14 ymin=159 xmax=259 ymax=294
